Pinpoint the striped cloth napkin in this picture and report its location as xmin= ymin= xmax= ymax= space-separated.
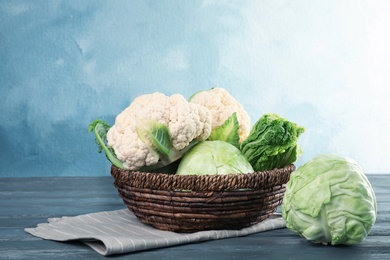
xmin=25 ymin=209 xmax=286 ymax=256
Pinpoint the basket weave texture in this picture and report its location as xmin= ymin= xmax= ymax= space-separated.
xmin=111 ymin=164 xmax=295 ymax=233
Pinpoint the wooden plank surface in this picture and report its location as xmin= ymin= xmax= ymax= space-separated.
xmin=1 ymin=175 xmax=389 ymax=259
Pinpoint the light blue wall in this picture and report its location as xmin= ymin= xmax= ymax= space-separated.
xmin=1 ymin=0 xmax=389 ymax=176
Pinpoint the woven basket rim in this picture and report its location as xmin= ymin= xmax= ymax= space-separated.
xmin=111 ymin=164 xmax=295 ymax=192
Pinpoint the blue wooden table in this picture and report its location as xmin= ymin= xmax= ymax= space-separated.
xmin=1 ymin=175 xmax=389 ymax=259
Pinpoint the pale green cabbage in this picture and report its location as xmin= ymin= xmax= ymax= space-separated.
xmin=176 ymin=140 xmax=254 ymax=175
xmin=282 ymin=154 xmax=377 ymax=245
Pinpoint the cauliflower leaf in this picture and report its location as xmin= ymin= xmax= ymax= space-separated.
xmin=88 ymin=119 xmax=125 ymax=170
xmin=207 ymin=112 xmax=240 ymax=148
xmin=135 ymin=118 xmax=200 ymax=171
xmin=189 ymin=87 xmax=251 ymax=143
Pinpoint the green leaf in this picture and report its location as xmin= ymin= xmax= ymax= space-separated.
xmin=88 ymin=119 xmax=125 ymax=169
xmin=136 ymin=118 xmax=201 ymax=171
xmin=136 ymin=118 xmax=173 ymax=157
xmin=208 ymin=112 xmax=240 ymax=148
xmin=240 ymin=113 xmax=305 ymax=171
xmin=188 ymin=89 xmax=206 ymax=101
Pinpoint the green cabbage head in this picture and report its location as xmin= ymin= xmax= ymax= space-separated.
xmin=176 ymin=140 xmax=254 ymax=175
xmin=282 ymin=154 xmax=377 ymax=245
xmin=240 ymin=113 xmax=305 ymax=172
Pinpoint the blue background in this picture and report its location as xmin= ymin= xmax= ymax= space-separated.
xmin=1 ymin=0 xmax=389 ymax=177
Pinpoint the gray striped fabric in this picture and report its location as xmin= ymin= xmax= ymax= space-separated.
xmin=25 ymin=209 xmax=286 ymax=256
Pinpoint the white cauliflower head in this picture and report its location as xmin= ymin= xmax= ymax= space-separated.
xmin=107 ymin=92 xmax=212 ymax=170
xmin=189 ymin=87 xmax=251 ymax=143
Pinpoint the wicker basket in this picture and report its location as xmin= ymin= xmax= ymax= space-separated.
xmin=111 ymin=164 xmax=295 ymax=233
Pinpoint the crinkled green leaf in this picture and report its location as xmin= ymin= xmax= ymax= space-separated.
xmin=240 ymin=113 xmax=305 ymax=171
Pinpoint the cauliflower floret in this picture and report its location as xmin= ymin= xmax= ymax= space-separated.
xmin=189 ymin=87 xmax=251 ymax=143
xmin=108 ymin=125 xmax=159 ymax=170
xmin=168 ymin=94 xmax=212 ymax=150
xmin=107 ymin=92 xmax=212 ymax=170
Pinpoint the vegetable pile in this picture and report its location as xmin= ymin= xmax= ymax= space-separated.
xmin=90 ymin=87 xmax=377 ymax=245
xmin=89 ymin=87 xmax=304 ymax=174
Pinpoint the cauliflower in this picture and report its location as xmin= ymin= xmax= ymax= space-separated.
xmin=189 ymin=87 xmax=251 ymax=143
xmin=102 ymin=92 xmax=212 ymax=170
